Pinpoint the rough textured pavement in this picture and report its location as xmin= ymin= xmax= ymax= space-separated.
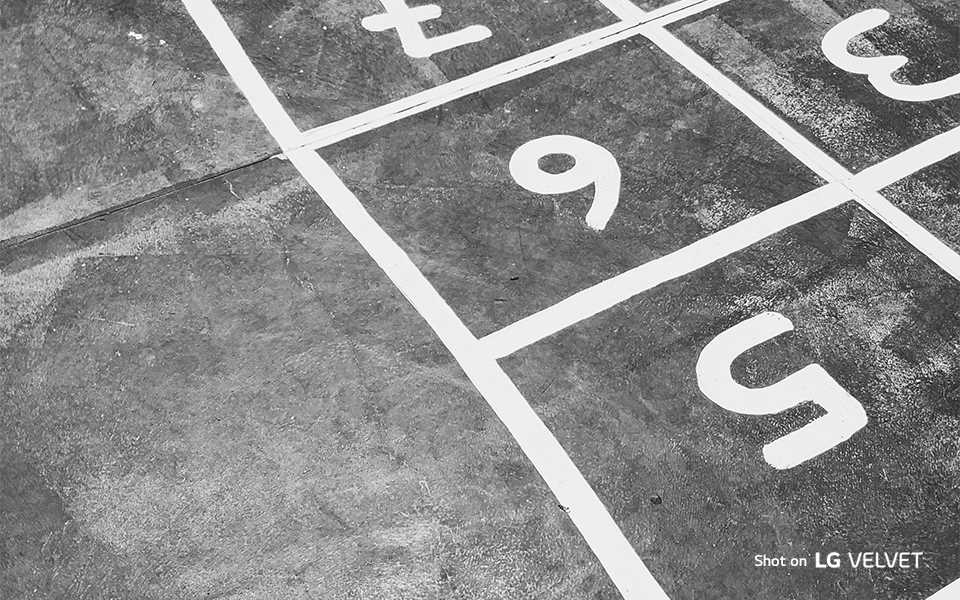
xmin=0 ymin=0 xmax=276 ymax=243
xmin=1 ymin=158 xmax=622 ymax=599
xmin=2 ymin=1 xmax=959 ymax=599
xmin=503 ymin=203 xmax=960 ymax=599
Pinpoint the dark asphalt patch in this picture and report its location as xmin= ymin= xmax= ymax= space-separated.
xmin=0 ymin=447 xmax=156 ymax=599
xmin=501 ymin=204 xmax=960 ymax=600
xmin=669 ymin=0 xmax=960 ymax=170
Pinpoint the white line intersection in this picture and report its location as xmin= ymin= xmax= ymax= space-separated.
xmin=178 ymin=0 xmax=960 ymax=597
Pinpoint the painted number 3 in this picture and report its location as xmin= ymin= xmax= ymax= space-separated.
xmin=509 ymin=135 xmax=621 ymax=231
xmin=822 ymin=8 xmax=960 ymax=102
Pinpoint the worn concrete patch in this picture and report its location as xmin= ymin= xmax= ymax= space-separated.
xmin=0 ymin=157 xmax=618 ymax=599
xmin=670 ymin=0 xmax=960 ymax=170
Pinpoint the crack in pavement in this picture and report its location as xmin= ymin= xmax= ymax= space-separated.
xmin=0 ymin=152 xmax=282 ymax=252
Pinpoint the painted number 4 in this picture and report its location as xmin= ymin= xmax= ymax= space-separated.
xmin=696 ymin=312 xmax=868 ymax=470
xmin=822 ymin=8 xmax=960 ymax=102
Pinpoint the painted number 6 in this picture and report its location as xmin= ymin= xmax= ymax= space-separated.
xmin=822 ymin=8 xmax=960 ymax=102
xmin=509 ymin=134 xmax=621 ymax=231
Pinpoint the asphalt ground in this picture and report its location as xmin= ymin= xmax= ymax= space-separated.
xmin=502 ymin=203 xmax=960 ymax=599
xmin=0 ymin=0 xmax=275 ymax=243
xmin=0 ymin=159 xmax=620 ymax=599
xmin=672 ymin=0 xmax=960 ymax=170
xmin=213 ymin=0 xmax=618 ymax=129
xmin=671 ymin=0 xmax=960 ymax=252
xmin=319 ymin=37 xmax=822 ymax=335
xmin=1 ymin=1 xmax=959 ymax=599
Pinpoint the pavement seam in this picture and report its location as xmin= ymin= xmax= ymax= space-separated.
xmin=0 ymin=153 xmax=280 ymax=252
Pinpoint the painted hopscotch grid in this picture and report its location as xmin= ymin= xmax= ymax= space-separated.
xmin=290 ymin=0 xmax=735 ymax=151
xmin=179 ymin=0 xmax=960 ymax=597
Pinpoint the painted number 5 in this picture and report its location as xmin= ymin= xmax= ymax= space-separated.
xmin=696 ymin=312 xmax=868 ymax=470
xmin=822 ymin=8 xmax=960 ymax=102
xmin=509 ymin=135 xmax=621 ymax=231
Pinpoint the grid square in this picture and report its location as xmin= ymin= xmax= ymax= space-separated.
xmin=318 ymin=36 xmax=824 ymax=336
xmin=211 ymin=0 xmax=619 ymax=130
xmin=500 ymin=204 xmax=960 ymax=600
xmin=668 ymin=0 xmax=960 ymax=171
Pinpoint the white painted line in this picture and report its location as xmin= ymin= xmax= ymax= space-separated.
xmin=930 ymin=578 xmax=960 ymax=599
xmin=641 ymin=25 xmax=960 ymax=284
xmin=480 ymin=183 xmax=850 ymax=358
xmin=287 ymin=148 xmax=671 ymax=600
xmin=853 ymin=125 xmax=960 ymax=191
xmin=293 ymin=20 xmax=642 ymax=150
xmin=181 ymin=1 xmax=670 ymax=598
xmin=856 ymin=187 xmax=960 ymax=276
xmin=851 ymin=128 xmax=960 ymax=283
xmin=291 ymin=0 xmax=736 ymax=151
xmin=644 ymin=0 xmax=734 ymax=25
xmin=643 ymin=27 xmax=842 ymax=182
xmin=481 ymin=116 xmax=960 ymax=358
xmin=593 ymin=0 xmax=647 ymax=20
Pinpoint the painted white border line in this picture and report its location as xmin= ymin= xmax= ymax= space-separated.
xmin=854 ymin=126 xmax=960 ymax=191
xmin=179 ymin=0 xmax=301 ymax=150
xmin=480 ymin=122 xmax=960 ymax=358
xmin=180 ymin=2 xmax=960 ymax=599
xmin=290 ymin=147 xmax=671 ymax=600
xmin=179 ymin=1 xmax=669 ymax=598
xmin=642 ymin=25 xmax=960 ymax=285
xmin=293 ymin=20 xmax=642 ymax=150
xmin=930 ymin=577 xmax=960 ymax=599
xmin=595 ymin=0 xmax=745 ymax=21
xmin=479 ymin=183 xmax=849 ymax=358
xmin=645 ymin=0 xmax=738 ymax=23
xmin=643 ymin=0 xmax=729 ymax=21
xmin=290 ymin=0 xmax=735 ymax=152
xmin=596 ymin=0 xmax=647 ymax=20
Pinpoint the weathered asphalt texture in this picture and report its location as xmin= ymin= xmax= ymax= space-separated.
xmin=321 ymin=38 xmax=822 ymax=336
xmin=0 ymin=0 xmax=277 ymax=243
xmin=212 ymin=0 xmax=617 ymax=130
xmin=2 ymin=1 xmax=960 ymax=599
xmin=0 ymin=0 xmax=617 ymax=245
xmin=672 ymin=0 xmax=960 ymax=171
xmin=0 ymin=157 xmax=622 ymax=599
xmin=883 ymin=154 xmax=960 ymax=252
xmin=502 ymin=203 xmax=960 ymax=599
